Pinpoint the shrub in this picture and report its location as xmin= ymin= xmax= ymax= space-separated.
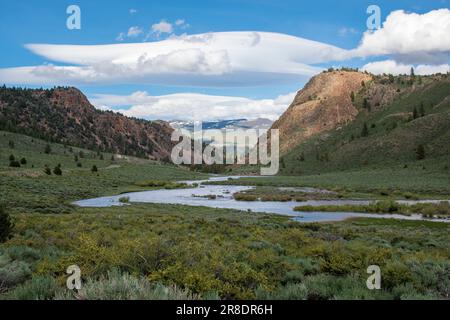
xmin=382 ymin=261 xmax=413 ymax=289
xmin=8 ymin=154 xmax=15 ymax=161
xmin=6 ymin=246 xmax=41 ymax=263
xmin=91 ymin=165 xmax=98 ymax=173
xmin=256 ymin=283 xmax=308 ymax=300
xmin=44 ymin=167 xmax=51 ymax=175
xmin=119 ymin=197 xmax=130 ymax=203
xmin=0 ymin=207 xmax=14 ymax=243
xmin=0 ymin=259 xmax=32 ymax=288
xmin=20 ymin=158 xmax=27 ymax=165
xmin=6 ymin=276 xmax=59 ymax=300
xmin=59 ymin=270 xmax=200 ymax=300
xmin=233 ymin=193 xmax=258 ymax=201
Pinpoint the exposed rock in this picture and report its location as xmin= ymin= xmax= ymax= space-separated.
xmin=271 ymin=71 xmax=372 ymax=154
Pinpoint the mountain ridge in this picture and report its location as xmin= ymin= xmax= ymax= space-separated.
xmin=271 ymin=70 xmax=450 ymax=174
xmin=0 ymin=86 xmax=174 ymax=160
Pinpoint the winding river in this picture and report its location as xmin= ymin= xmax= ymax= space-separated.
xmin=74 ymin=176 xmax=449 ymax=223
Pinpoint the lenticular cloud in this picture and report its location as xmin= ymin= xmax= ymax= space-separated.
xmin=0 ymin=32 xmax=348 ymax=86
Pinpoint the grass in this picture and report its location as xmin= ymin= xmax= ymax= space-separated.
xmin=0 ymin=131 xmax=207 ymax=213
xmin=294 ymin=201 xmax=450 ymax=219
xmin=209 ymin=162 xmax=450 ymax=197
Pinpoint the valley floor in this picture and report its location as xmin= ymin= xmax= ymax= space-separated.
xmin=0 ymin=132 xmax=449 ymax=300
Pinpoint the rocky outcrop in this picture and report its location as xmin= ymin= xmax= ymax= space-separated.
xmin=271 ymin=70 xmax=373 ymax=153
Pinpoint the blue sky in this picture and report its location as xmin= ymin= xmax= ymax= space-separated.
xmin=0 ymin=0 xmax=449 ymax=120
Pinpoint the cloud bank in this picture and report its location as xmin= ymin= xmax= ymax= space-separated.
xmin=361 ymin=60 xmax=449 ymax=75
xmin=92 ymin=91 xmax=297 ymax=121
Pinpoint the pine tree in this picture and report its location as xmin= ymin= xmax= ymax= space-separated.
xmin=410 ymin=67 xmax=416 ymax=85
xmin=361 ymin=123 xmax=369 ymax=137
xmin=419 ymin=103 xmax=425 ymax=117
xmin=91 ymin=165 xmax=98 ymax=173
xmin=416 ymin=145 xmax=425 ymax=160
xmin=363 ymin=98 xmax=371 ymax=111
xmin=413 ymin=107 xmax=418 ymax=119
xmin=44 ymin=144 xmax=52 ymax=154
xmin=350 ymin=91 xmax=355 ymax=102
xmin=0 ymin=206 xmax=14 ymax=243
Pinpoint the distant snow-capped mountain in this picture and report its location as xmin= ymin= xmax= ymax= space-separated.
xmin=169 ymin=118 xmax=273 ymax=131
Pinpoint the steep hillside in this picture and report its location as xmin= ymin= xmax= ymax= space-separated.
xmin=271 ymin=70 xmax=372 ymax=153
xmin=273 ymin=70 xmax=450 ymax=174
xmin=0 ymin=86 xmax=174 ymax=160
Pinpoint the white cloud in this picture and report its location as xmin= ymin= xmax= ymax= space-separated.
xmin=175 ymin=19 xmax=189 ymax=29
xmin=361 ymin=60 xmax=450 ymax=75
xmin=90 ymin=91 xmax=296 ymax=121
xmin=116 ymin=26 xmax=144 ymax=41
xmin=353 ymin=9 xmax=450 ymax=64
xmin=151 ymin=20 xmax=173 ymax=36
xmin=129 ymin=9 xmax=138 ymax=14
xmin=338 ymin=27 xmax=359 ymax=37
xmin=127 ymin=26 xmax=143 ymax=37
xmin=0 ymin=32 xmax=346 ymax=86
xmin=175 ymin=19 xmax=185 ymax=26
xmin=116 ymin=32 xmax=125 ymax=41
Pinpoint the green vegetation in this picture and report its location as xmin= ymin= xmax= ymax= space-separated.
xmin=233 ymin=187 xmax=344 ymax=202
xmin=0 ymin=204 xmax=448 ymax=300
xmin=134 ymin=180 xmax=190 ymax=189
xmin=0 ymin=131 xmax=206 ymax=214
xmin=209 ymin=163 xmax=450 ymax=198
xmin=118 ymin=197 xmax=130 ymax=204
xmin=295 ymin=201 xmax=450 ymax=219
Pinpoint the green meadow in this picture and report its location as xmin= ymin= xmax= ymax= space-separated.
xmin=0 ymin=131 xmax=449 ymax=300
